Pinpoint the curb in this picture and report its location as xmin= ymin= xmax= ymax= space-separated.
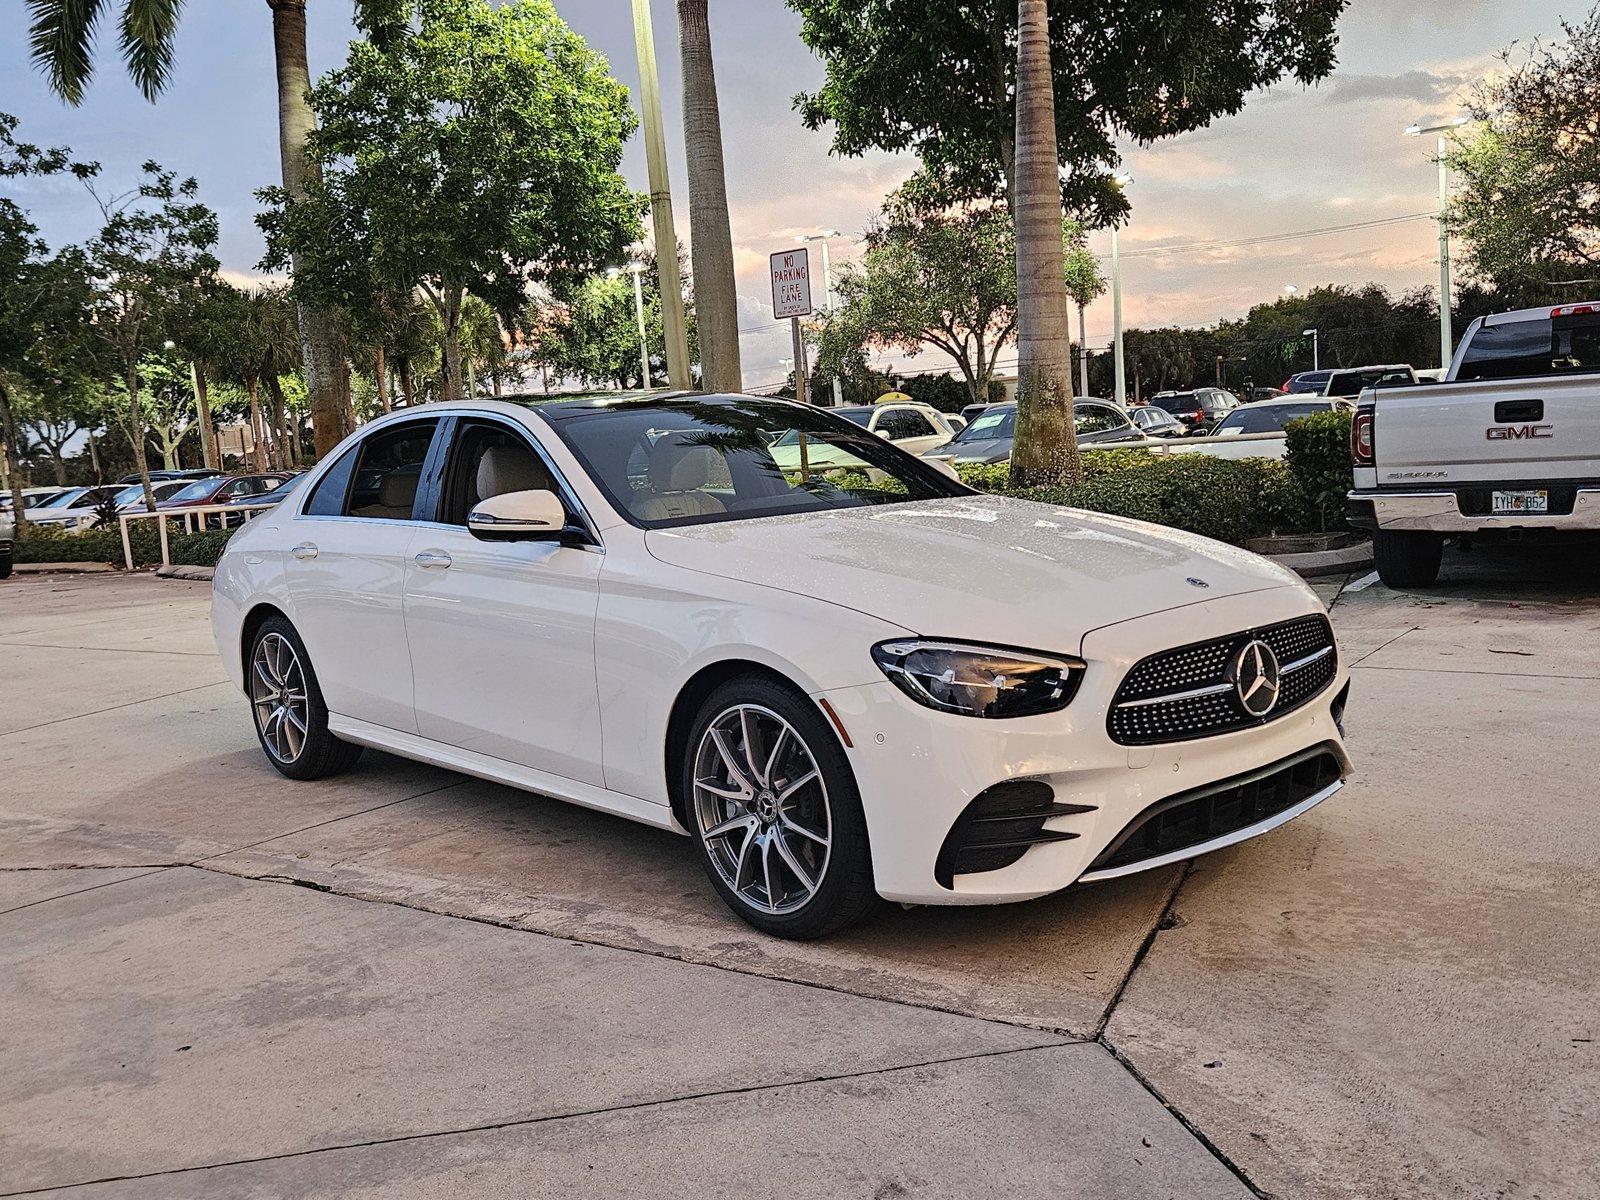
xmin=11 ymin=561 xmax=117 ymax=575
xmin=1263 ymin=540 xmax=1373 ymax=579
xmin=154 ymin=564 xmax=216 ymax=582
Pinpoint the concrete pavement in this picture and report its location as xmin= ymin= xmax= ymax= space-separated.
xmin=1 ymin=549 xmax=1596 ymax=1198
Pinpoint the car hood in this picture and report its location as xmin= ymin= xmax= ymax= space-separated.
xmin=644 ymin=494 xmax=1307 ymax=653
xmin=936 ymin=438 xmax=1011 ymax=464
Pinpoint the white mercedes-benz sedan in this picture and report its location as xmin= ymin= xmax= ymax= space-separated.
xmin=212 ymin=395 xmax=1351 ymax=938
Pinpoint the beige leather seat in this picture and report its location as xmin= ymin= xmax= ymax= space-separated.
xmin=475 ymin=442 xmax=554 ymax=504
xmin=353 ymin=467 xmax=420 ymax=519
xmin=631 ymin=436 xmax=727 ymax=522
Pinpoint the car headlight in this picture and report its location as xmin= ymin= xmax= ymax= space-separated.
xmin=870 ymin=640 xmax=1085 ymax=719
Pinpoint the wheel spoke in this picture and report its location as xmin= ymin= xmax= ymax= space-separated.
xmin=772 ymin=828 xmax=817 ymax=896
xmin=704 ymin=812 xmax=755 ymax=842
xmin=733 ymin=824 xmax=759 ymax=891
xmin=739 ymin=708 xmax=765 ymax=785
xmin=760 ymin=834 xmax=777 ymax=909
xmin=762 ymin=725 xmax=789 ymax=789
xmin=282 ymin=714 xmax=303 ymax=759
xmin=710 ymin=728 xmax=755 ymax=793
xmin=776 ymin=768 xmax=819 ymax=803
xmin=694 ymin=777 xmax=746 ymax=801
xmin=283 ymin=704 xmax=308 ymax=735
xmin=780 ymin=811 xmax=829 ymax=848
xmin=252 ymin=660 xmax=276 ymax=693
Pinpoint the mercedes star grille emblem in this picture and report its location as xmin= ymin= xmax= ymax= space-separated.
xmin=1231 ymin=639 xmax=1282 ymax=718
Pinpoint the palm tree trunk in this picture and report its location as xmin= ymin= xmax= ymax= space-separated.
xmin=192 ymin=359 xmax=219 ymax=469
xmin=0 ymin=381 xmax=28 ymax=535
xmin=1008 ymin=0 xmax=1080 ymax=488
xmin=375 ymin=345 xmax=392 ymax=412
xmin=677 ymin=0 xmax=742 ymax=392
xmin=268 ymin=0 xmax=347 ymax=459
xmin=247 ymin=377 xmax=269 ymax=472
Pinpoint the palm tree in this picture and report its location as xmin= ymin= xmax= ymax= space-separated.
xmin=27 ymin=0 xmax=356 ymax=460
xmin=677 ymin=0 xmax=742 ymax=393
xmin=1008 ymin=0 xmax=1080 ymax=488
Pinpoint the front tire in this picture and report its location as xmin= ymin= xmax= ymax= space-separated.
xmin=1373 ymin=529 xmax=1443 ymax=588
xmin=247 ymin=615 xmax=363 ymax=780
xmin=683 ymin=676 xmax=879 ymax=939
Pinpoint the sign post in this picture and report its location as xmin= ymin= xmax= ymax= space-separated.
xmin=770 ymin=248 xmax=814 ymax=404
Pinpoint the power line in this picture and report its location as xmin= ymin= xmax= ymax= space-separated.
xmin=1104 ymin=212 xmax=1436 ymax=262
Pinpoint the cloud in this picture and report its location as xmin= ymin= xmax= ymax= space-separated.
xmin=1325 ymin=69 xmax=1462 ymax=106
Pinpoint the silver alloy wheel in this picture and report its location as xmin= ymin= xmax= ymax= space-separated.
xmin=250 ymin=632 xmax=310 ymax=765
xmin=692 ymin=703 xmax=832 ymax=916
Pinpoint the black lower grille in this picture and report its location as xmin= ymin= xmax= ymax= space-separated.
xmin=935 ymin=780 xmax=1095 ymax=887
xmin=1086 ymin=746 xmax=1343 ymax=875
xmin=1108 ymin=614 xmax=1337 ymax=745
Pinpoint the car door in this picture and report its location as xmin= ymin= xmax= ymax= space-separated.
xmin=401 ymin=415 xmax=606 ymax=786
xmin=282 ymin=416 xmax=443 ymax=734
xmin=880 ymin=406 xmax=946 ymax=455
xmin=1076 ymin=402 xmax=1139 ymax=445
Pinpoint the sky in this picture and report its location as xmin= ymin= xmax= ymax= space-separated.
xmin=1 ymin=0 xmax=1585 ymax=389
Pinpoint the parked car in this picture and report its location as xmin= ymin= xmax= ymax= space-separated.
xmin=1348 ymin=302 xmax=1600 ymax=586
xmin=31 ymin=480 xmax=193 ymax=529
xmin=225 ymin=472 xmax=307 ymax=510
xmin=0 ymin=486 xmax=72 ymax=513
xmin=1126 ymin=404 xmax=1187 ymax=438
xmin=769 ymin=400 xmax=956 ymax=472
xmin=927 ymin=399 xmax=1147 ymax=465
xmin=1283 ymin=370 xmax=1333 ymax=395
xmin=1147 ymin=387 xmax=1241 ymax=434
xmin=959 ymin=402 xmax=992 ymax=426
xmin=1322 ymin=365 xmax=1416 ymax=398
xmin=31 ymin=484 xmax=126 ymax=514
xmin=213 ymin=395 xmax=1351 ymax=937
xmin=1244 ymin=386 xmax=1287 ymax=403
xmin=1158 ymin=397 xmax=1353 ymax=462
xmin=157 ymin=473 xmax=295 ymax=510
xmin=118 ymin=468 xmax=224 ymax=484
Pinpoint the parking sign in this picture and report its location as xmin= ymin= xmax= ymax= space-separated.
xmin=770 ymin=249 xmax=813 ymax=319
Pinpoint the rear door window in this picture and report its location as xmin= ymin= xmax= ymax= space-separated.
xmin=1457 ymin=311 xmax=1600 ymax=381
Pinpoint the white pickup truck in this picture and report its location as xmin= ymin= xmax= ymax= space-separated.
xmin=1347 ymin=302 xmax=1600 ymax=586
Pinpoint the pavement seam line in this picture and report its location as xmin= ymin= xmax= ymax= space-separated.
xmin=1345 ymin=625 xmax=1418 ymax=666
xmin=0 ymin=864 xmax=185 ymax=871
xmin=1092 ymin=861 xmax=1191 ymax=1041
xmin=193 ymin=860 xmax=1091 ymax=1042
xmin=1350 ymin=662 xmax=1599 ymax=680
xmin=1097 ymin=1035 xmax=1271 ymax=1200
xmin=0 ymin=1040 xmax=1086 ymax=1198
xmin=0 ymin=681 xmax=232 ymax=739
xmin=0 ymin=639 xmax=217 ymax=658
xmin=0 ymin=867 xmax=178 ymax=919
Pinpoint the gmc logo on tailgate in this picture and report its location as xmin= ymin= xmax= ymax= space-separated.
xmin=1486 ymin=425 xmax=1553 ymax=440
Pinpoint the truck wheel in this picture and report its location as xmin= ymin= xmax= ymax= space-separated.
xmin=1373 ymin=530 xmax=1443 ymax=588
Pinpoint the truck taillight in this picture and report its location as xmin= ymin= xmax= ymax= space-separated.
xmin=1351 ymin=408 xmax=1375 ymax=466
xmin=1551 ymin=304 xmax=1597 ymax=317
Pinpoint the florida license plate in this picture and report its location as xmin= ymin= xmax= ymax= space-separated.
xmin=1492 ymin=489 xmax=1548 ymax=515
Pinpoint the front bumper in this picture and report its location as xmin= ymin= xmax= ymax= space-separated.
xmin=819 ymin=587 xmax=1352 ymax=904
xmin=1349 ymin=487 xmax=1600 ymax=533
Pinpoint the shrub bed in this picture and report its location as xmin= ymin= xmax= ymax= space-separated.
xmin=14 ymin=520 xmax=235 ymax=568
xmin=1284 ymin=409 xmax=1355 ymax=531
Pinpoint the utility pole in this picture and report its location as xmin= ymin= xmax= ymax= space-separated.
xmin=1406 ymin=116 xmax=1469 ymax=369
xmin=630 ymin=264 xmax=651 ymax=390
xmin=1077 ymin=304 xmax=1089 ymax=397
xmin=632 ymin=0 xmax=691 ymax=390
xmin=1111 ymin=225 xmax=1126 ymax=408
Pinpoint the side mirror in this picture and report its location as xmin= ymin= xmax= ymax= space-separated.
xmin=467 ymin=489 xmax=568 ymax=542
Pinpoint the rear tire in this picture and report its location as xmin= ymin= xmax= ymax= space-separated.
xmin=1373 ymin=530 xmax=1443 ymax=588
xmin=682 ymin=675 xmax=880 ymax=939
xmin=247 ymin=615 xmax=363 ymax=781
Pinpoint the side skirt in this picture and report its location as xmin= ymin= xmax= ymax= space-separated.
xmin=327 ymin=713 xmax=683 ymax=834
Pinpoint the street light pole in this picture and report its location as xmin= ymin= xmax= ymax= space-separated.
xmin=800 ymin=231 xmax=843 ymax=406
xmin=1303 ymin=327 xmax=1319 ymax=372
xmin=630 ymin=264 xmax=651 ymax=390
xmin=1406 ymin=116 xmax=1470 ymax=369
xmin=1077 ymin=304 xmax=1089 ymax=397
xmin=631 ymin=0 xmax=691 ymax=390
xmin=1110 ymin=173 xmax=1132 ymax=409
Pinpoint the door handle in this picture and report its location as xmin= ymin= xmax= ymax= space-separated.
xmin=290 ymin=542 xmax=318 ymax=560
xmin=414 ymin=549 xmax=453 ymax=569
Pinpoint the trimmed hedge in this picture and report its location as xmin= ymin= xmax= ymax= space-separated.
xmin=14 ymin=520 xmax=235 ymax=568
xmin=1284 ymin=409 xmax=1354 ymax=531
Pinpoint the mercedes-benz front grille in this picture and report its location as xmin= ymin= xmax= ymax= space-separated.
xmin=1107 ymin=615 xmax=1337 ymax=745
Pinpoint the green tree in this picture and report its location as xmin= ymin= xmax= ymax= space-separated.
xmin=26 ymin=0 xmax=393 ymax=460
xmin=1447 ymin=9 xmax=1600 ymax=295
xmin=81 ymin=163 xmax=219 ymax=508
xmin=816 ymin=198 xmax=1101 ymax=405
xmin=261 ymin=0 xmax=643 ymax=404
xmin=790 ymin=0 xmax=1345 ymax=220
xmin=538 ymin=249 xmax=700 ymax=391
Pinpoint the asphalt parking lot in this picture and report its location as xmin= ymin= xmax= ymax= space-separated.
xmin=2 ymin=546 xmax=1596 ymax=1199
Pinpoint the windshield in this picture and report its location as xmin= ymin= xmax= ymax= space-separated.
xmin=952 ymin=406 xmax=1014 ymax=443
xmin=1149 ymin=392 xmax=1199 ymax=414
xmin=1457 ymin=312 xmax=1600 ymax=381
xmin=1324 ymin=368 xmax=1411 ymax=397
xmin=542 ymin=397 xmax=969 ymax=530
xmin=1285 ymin=372 xmax=1330 ymax=394
xmin=167 ymin=480 xmax=218 ymax=503
xmin=1215 ymin=403 xmax=1327 ymax=436
xmin=35 ymin=489 xmax=85 ymax=509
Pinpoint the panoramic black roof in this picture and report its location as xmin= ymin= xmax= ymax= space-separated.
xmin=531 ymin=392 xmax=800 ymax=421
